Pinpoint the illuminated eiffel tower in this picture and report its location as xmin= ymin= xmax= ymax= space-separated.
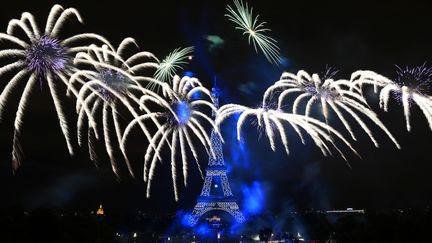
xmin=187 ymin=77 xmax=245 ymax=226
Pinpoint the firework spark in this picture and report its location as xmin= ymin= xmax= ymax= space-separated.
xmin=394 ymin=63 xmax=432 ymax=99
xmin=352 ymin=65 xmax=432 ymax=132
xmin=225 ymin=0 xmax=281 ymax=65
xmin=121 ymin=75 xmax=216 ymax=201
xmin=263 ymin=70 xmax=400 ymax=149
xmin=217 ymin=103 xmax=358 ymax=162
xmin=152 ymin=47 xmax=193 ymax=88
xmin=70 ymin=38 xmax=161 ymax=178
xmin=0 ymin=4 xmax=113 ymax=170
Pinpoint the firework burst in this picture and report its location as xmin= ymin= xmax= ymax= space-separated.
xmin=152 ymin=47 xmax=193 ymax=89
xmin=121 ymin=75 xmax=217 ymax=201
xmin=0 ymin=4 xmax=113 ymax=170
xmin=225 ymin=0 xmax=281 ymax=65
xmin=352 ymin=65 xmax=432 ymax=132
xmin=263 ymin=70 xmax=400 ymax=149
xmin=70 ymin=38 xmax=161 ymax=178
xmin=217 ymin=103 xmax=359 ymax=163
xmin=394 ymin=63 xmax=432 ymax=99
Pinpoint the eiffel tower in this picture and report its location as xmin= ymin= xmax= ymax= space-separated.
xmin=187 ymin=77 xmax=245 ymax=226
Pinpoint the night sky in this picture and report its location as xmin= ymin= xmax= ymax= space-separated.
xmin=0 ymin=0 xmax=431 ymax=216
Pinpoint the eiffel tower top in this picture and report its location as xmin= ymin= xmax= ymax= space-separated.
xmin=211 ymin=75 xmax=220 ymax=117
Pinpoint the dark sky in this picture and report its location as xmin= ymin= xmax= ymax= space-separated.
xmin=0 ymin=0 xmax=431 ymax=215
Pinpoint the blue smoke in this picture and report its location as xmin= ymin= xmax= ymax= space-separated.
xmin=183 ymin=71 xmax=194 ymax=77
xmin=194 ymin=223 xmax=211 ymax=235
xmin=223 ymin=113 xmax=251 ymax=175
xmin=179 ymin=211 xmax=194 ymax=228
xmin=241 ymin=181 xmax=265 ymax=217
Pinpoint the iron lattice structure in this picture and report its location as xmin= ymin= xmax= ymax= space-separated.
xmin=187 ymin=81 xmax=245 ymax=226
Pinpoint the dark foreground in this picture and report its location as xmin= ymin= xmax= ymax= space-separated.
xmin=0 ymin=207 xmax=430 ymax=243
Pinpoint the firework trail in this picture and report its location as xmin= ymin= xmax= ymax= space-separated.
xmin=0 ymin=4 xmax=113 ymax=171
xmin=352 ymin=64 xmax=432 ymax=132
xmin=216 ymin=103 xmax=359 ymax=163
xmin=225 ymin=0 xmax=281 ymax=65
xmin=152 ymin=46 xmax=193 ymax=89
xmin=70 ymin=38 xmax=161 ymax=178
xmin=121 ymin=75 xmax=217 ymax=201
xmin=262 ymin=70 xmax=400 ymax=149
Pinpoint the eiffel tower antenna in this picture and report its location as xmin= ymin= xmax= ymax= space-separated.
xmin=187 ymin=76 xmax=245 ymax=226
xmin=213 ymin=75 xmax=217 ymax=88
xmin=211 ymin=75 xmax=220 ymax=117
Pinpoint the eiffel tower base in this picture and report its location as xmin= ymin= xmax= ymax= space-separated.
xmin=187 ymin=201 xmax=245 ymax=226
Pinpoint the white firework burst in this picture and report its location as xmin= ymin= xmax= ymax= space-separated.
xmin=263 ymin=70 xmax=400 ymax=149
xmin=352 ymin=67 xmax=432 ymax=132
xmin=217 ymin=103 xmax=358 ymax=162
xmin=70 ymin=38 xmax=160 ymax=178
xmin=225 ymin=0 xmax=281 ymax=65
xmin=0 ymin=4 xmax=113 ymax=171
xmin=121 ymin=75 xmax=217 ymax=201
xmin=152 ymin=46 xmax=193 ymax=88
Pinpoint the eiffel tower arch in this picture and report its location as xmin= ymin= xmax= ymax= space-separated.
xmin=187 ymin=79 xmax=245 ymax=226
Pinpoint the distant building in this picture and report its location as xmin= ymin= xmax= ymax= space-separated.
xmin=326 ymin=208 xmax=365 ymax=214
xmin=96 ymin=203 xmax=105 ymax=215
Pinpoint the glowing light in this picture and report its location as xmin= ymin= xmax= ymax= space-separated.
xmin=352 ymin=66 xmax=432 ymax=132
xmin=0 ymin=4 xmax=113 ymax=171
xmin=96 ymin=203 xmax=104 ymax=215
xmin=133 ymin=232 xmax=137 ymax=238
xmin=225 ymin=0 xmax=281 ymax=64
xmin=97 ymin=69 xmax=130 ymax=101
xmin=187 ymin=128 xmax=245 ymax=226
xmin=251 ymin=235 xmax=260 ymax=241
xmin=264 ymin=70 xmax=401 ymax=149
xmin=72 ymin=38 xmax=159 ymax=178
xmin=25 ymin=36 xmax=67 ymax=76
xmin=297 ymin=232 xmax=305 ymax=241
xmin=122 ymin=75 xmax=216 ymax=201
xmin=183 ymin=71 xmax=194 ymax=77
xmin=152 ymin=46 xmax=193 ymax=87
xmin=218 ymin=105 xmax=359 ymax=162
xmin=174 ymin=101 xmax=191 ymax=125
xmin=395 ymin=63 xmax=432 ymax=98
xmin=217 ymin=82 xmax=359 ymax=162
